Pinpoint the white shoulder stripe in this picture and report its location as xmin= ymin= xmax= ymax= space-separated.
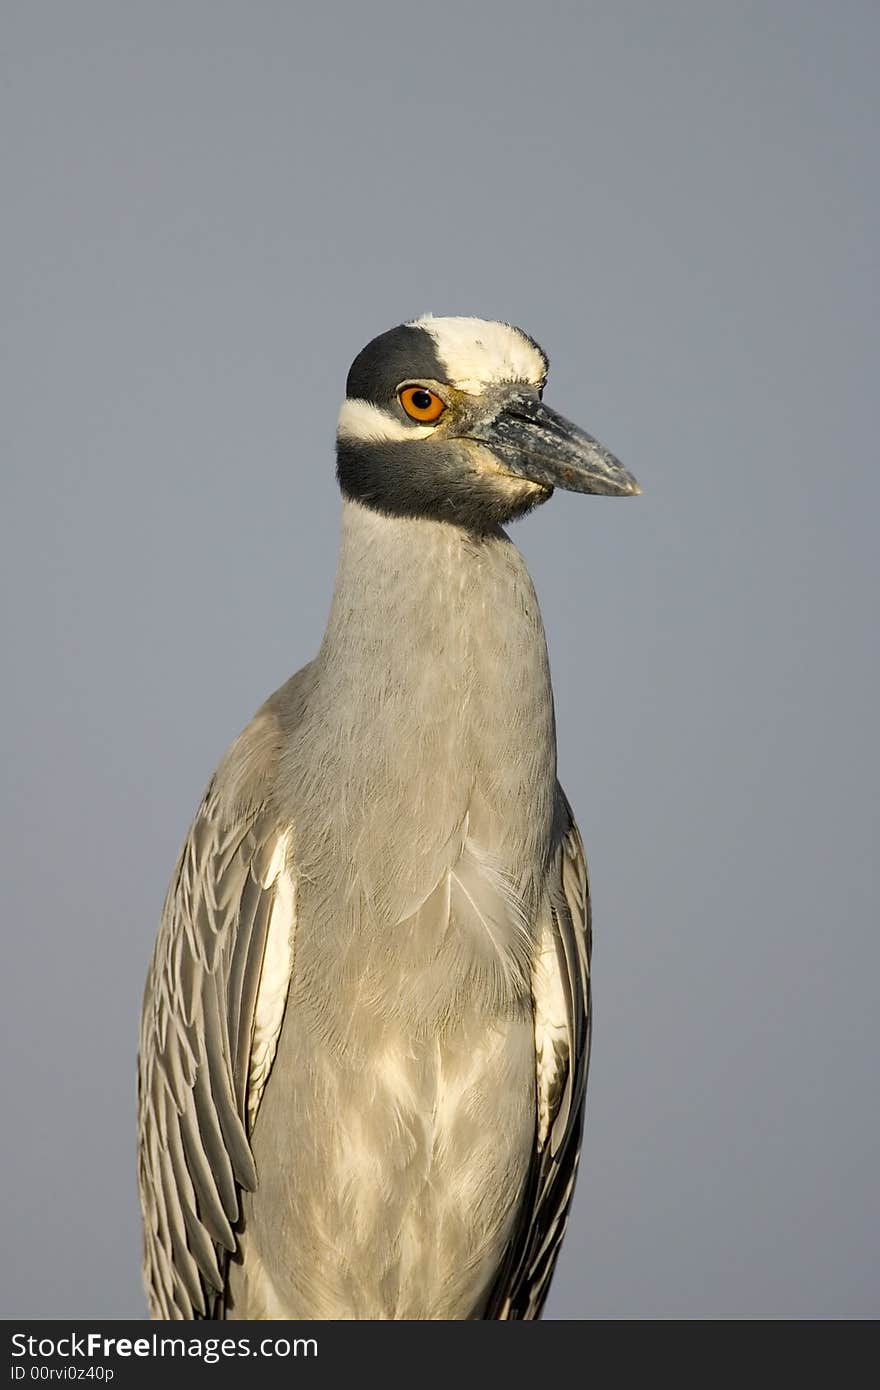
xmin=247 ymin=830 xmax=296 ymax=1130
xmin=532 ymin=912 xmax=571 ymax=1148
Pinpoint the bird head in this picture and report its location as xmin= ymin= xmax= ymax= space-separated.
xmin=336 ymin=315 xmax=639 ymax=530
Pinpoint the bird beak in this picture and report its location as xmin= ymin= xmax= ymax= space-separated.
xmin=467 ymin=392 xmax=640 ymax=497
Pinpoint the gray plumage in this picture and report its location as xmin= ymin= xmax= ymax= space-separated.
xmin=137 ymin=315 xmax=637 ymax=1320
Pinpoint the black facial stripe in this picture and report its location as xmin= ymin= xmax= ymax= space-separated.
xmin=345 ymin=324 xmax=446 ymax=405
xmin=336 ymin=439 xmax=548 ymax=531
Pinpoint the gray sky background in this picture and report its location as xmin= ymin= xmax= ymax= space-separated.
xmin=2 ymin=2 xmax=878 ymax=1319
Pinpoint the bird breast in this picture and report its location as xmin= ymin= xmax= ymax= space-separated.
xmin=277 ymin=503 xmax=558 ymax=1040
xmin=230 ymin=504 xmax=558 ymax=1318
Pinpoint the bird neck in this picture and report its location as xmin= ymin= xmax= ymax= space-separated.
xmin=317 ymin=499 xmax=548 ymax=692
xmin=292 ymin=498 xmax=558 ymax=905
xmin=309 ymin=497 xmax=555 ymax=786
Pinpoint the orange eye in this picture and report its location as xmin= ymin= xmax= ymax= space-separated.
xmin=398 ymin=385 xmax=446 ymax=423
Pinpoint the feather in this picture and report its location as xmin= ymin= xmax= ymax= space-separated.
xmin=483 ymin=785 xmax=591 ymax=1319
xmin=137 ymin=757 xmax=299 ymax=1318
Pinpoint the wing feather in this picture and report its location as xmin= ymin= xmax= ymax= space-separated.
xmin=484 ymin=783 xmax=592 ymax=1320
xmin=137 ymin=784 xmax=295 ymax=1319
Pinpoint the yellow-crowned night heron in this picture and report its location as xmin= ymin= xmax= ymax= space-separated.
xmin=138 ymin=315 xmax=639 ymax=1319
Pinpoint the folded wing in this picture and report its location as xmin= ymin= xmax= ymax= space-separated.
xmin=484 ymin=784 xmax=592 ymax=1319
xmin=137 ymin=786 xmax=295 ymax=1319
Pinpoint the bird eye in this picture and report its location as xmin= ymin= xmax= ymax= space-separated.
xmin=398 ymin=385 xmax=446 ymax=423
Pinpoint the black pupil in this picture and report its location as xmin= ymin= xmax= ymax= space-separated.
xmin=411 ymin=390 xmax=433 ymax=411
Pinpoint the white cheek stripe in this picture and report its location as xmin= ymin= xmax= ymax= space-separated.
xmin=337 ymin=398 xmax=435 ymax=445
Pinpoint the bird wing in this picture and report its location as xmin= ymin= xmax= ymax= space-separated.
xmin=137 ymin=781 xmax=296 ymax=1319
xmin=483 ymin=784 xmax=592 ymax=1320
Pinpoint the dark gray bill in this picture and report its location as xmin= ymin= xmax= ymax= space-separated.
xmin=467 ymin=392 xmax=640 ymax=497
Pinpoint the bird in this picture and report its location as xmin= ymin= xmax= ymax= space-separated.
xmin=137 ymin=314 xmax=639 ymax=1321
